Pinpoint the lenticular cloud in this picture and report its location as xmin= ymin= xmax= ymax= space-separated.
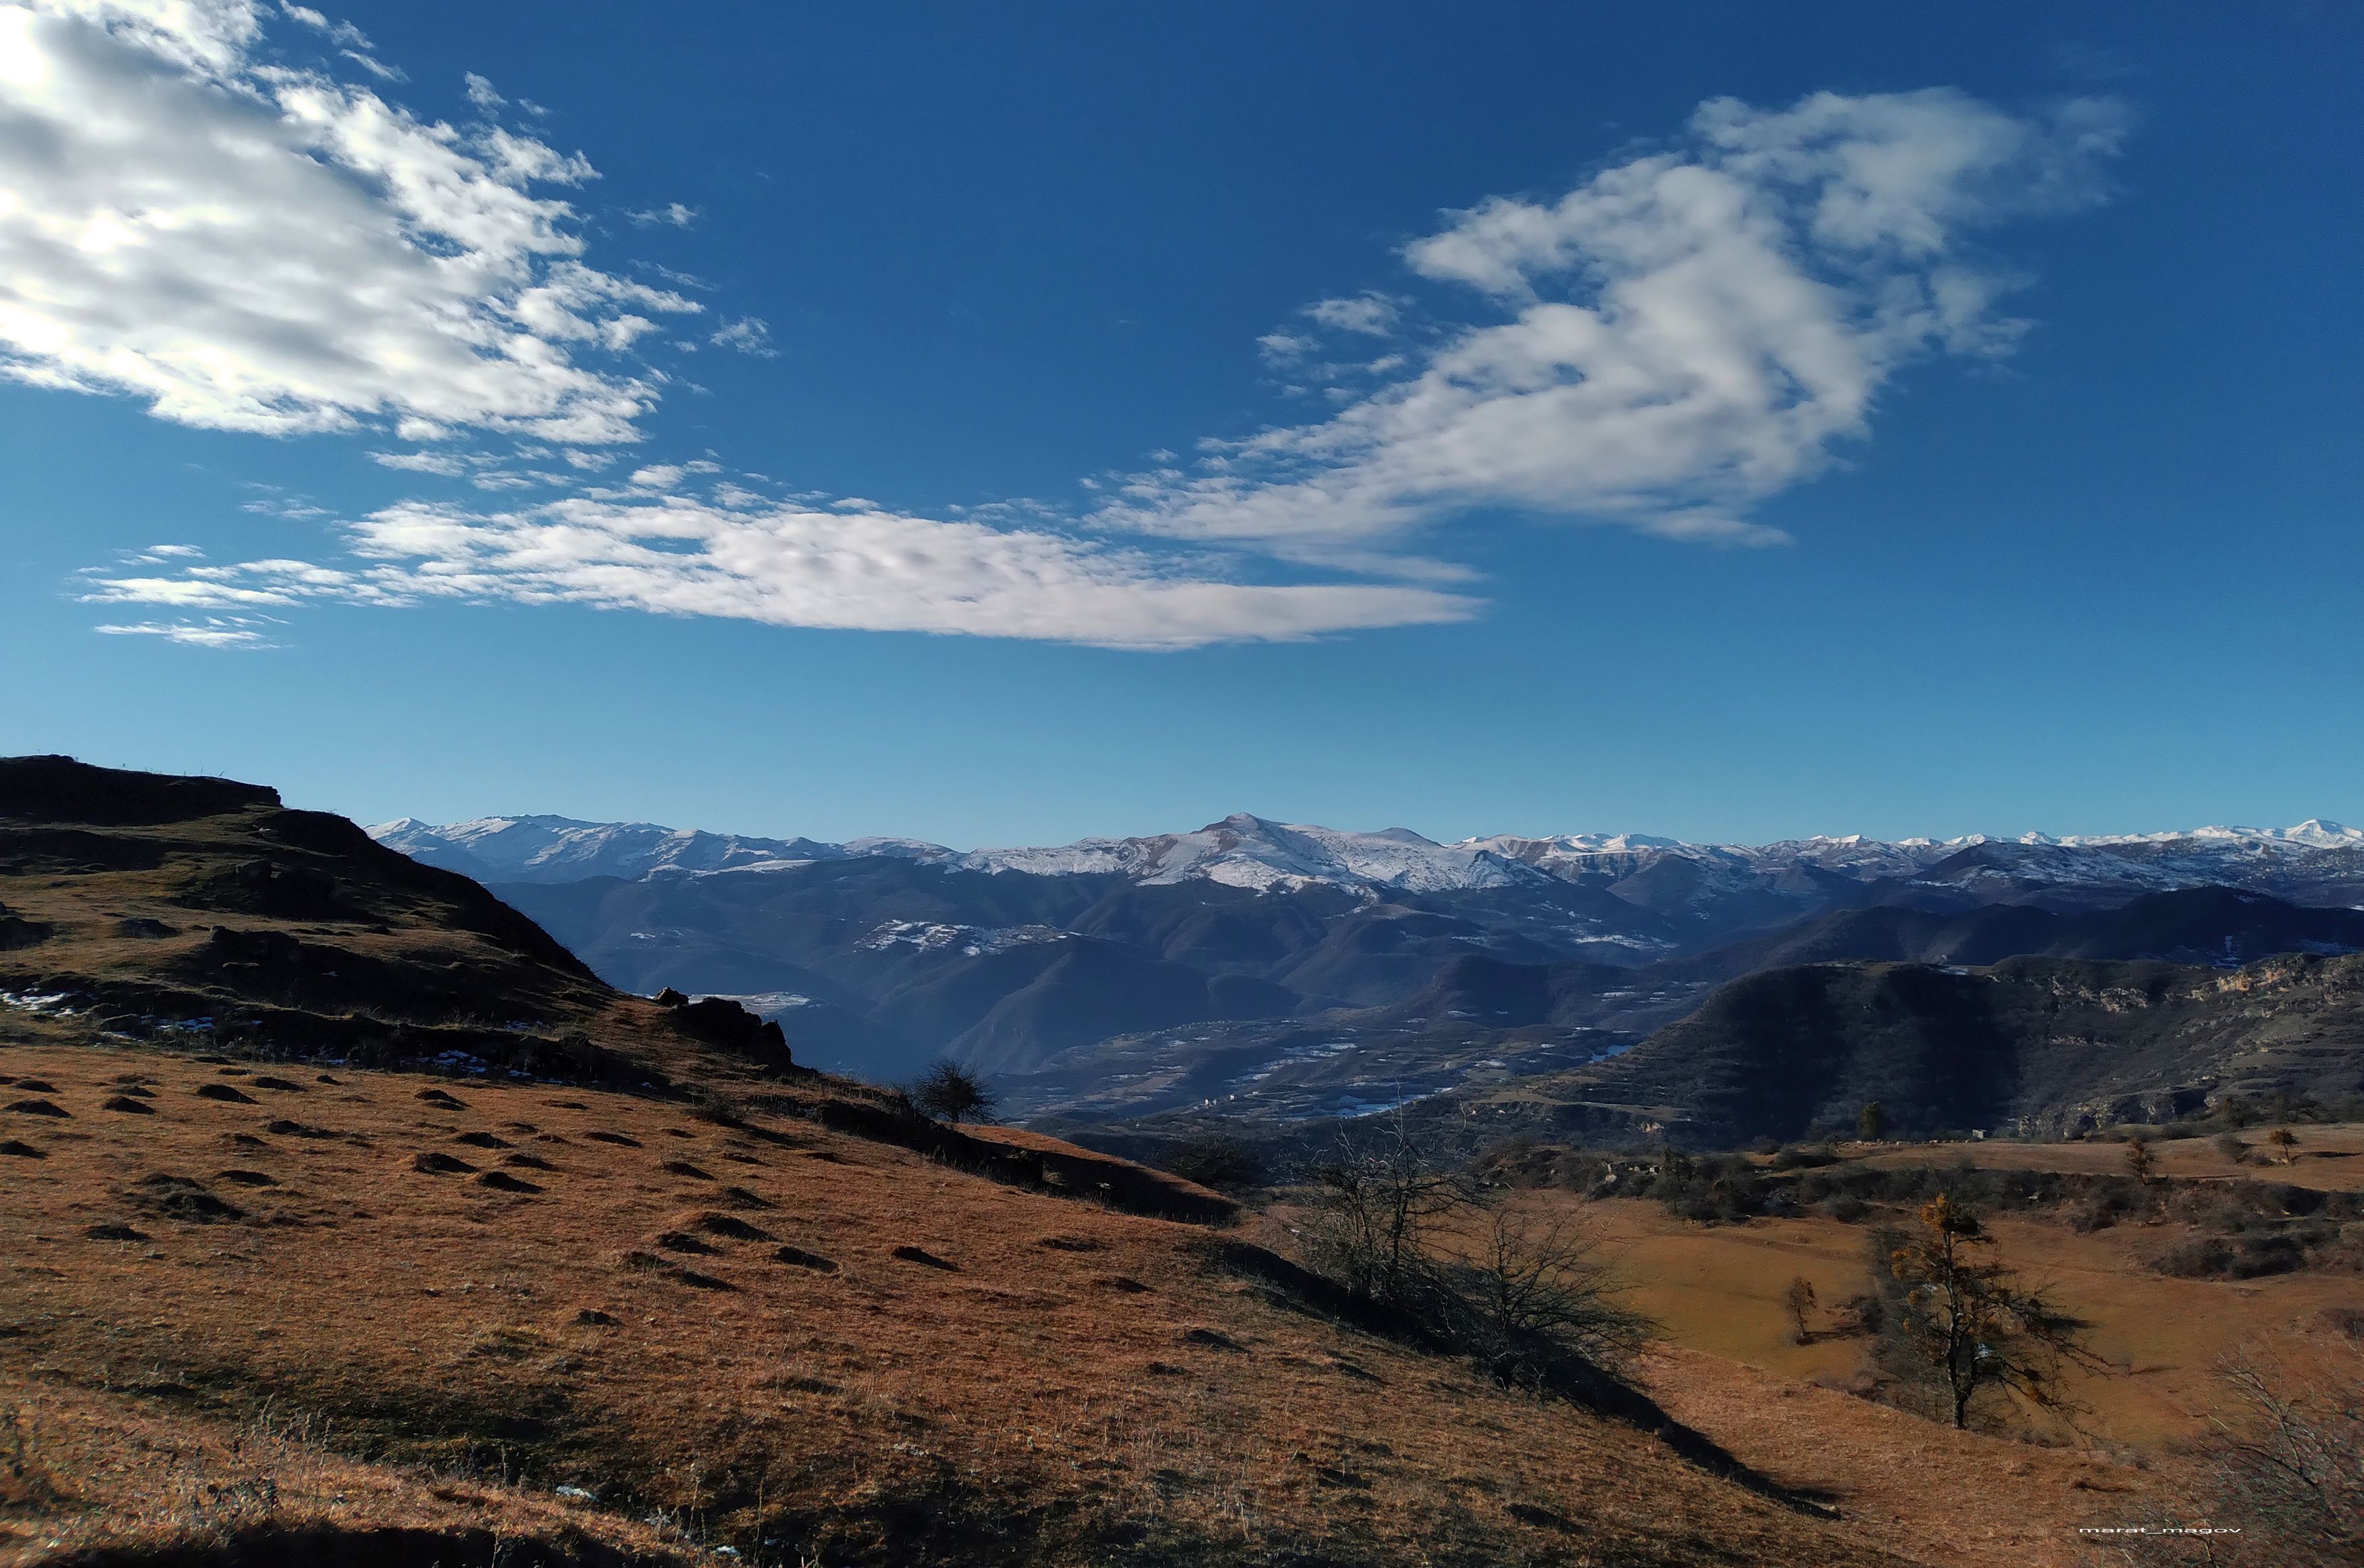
xmin=0 ymin=0 xmax=690 ymax=443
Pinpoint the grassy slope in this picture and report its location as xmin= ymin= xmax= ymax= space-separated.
xmin=0 ymin=1037 xmax=1899 ymax=1568
xmin=0 ymin=762 xmax=1907 ymax=1567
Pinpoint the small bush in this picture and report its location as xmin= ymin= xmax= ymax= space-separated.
xmin=1158 ymin=1132 xmax=1267 ymax=1193
xmin=909 ymin=1060 xmax=996 ymax=1124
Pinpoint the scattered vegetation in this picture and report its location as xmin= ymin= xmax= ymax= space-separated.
xmin=1467 ymin=1132 xmax=2364 ymax=1279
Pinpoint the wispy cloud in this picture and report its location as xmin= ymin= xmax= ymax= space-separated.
xmin=85 ymin=497 xmax=1479 ymax=648
xmin=1306 ymin=293 xmax=1401 ymax=336
xmin=95 ymin=617 xmax=276 ymax=648
xmin=709 ymin=317 xmax=776 ymax=357
xmin=17 ymin=14 xmax=2125 ymax=650
xmin=0 ymin=0 xmax=694 ymax=445
xmin=1101 ymin=88 xmax=2128 ymax=562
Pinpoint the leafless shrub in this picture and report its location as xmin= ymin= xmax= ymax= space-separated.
xmin=2086 ymin=1340 xmax=2362 ymax=1567
xmin=1441 ymin=1206 xmax=1653 ymax=1380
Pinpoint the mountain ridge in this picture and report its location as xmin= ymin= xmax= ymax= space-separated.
xmin=373 ymin=810 xmax=2364 ymax=893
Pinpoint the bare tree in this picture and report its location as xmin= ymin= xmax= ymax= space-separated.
xmin=1297 ymin=1109 xmax=1469 ymax=1307
xmin=1784 ymin=1275 xmax=1819 ymax=1345
xmin=1884 ymin=1195 xmax=2110 ymax=1430
xmin=1445 ymin=1205 xmax=1653 ymax=1378
xmin=2088 ymin=1338 xmax=2363 ymax=1568
xmin=2192 ymin=1340 xmax=2363 ymax=1567
xmin=2124 ymin=1136 xmax=2157 ymax=1185
xmin=2267 ymin=1126 xmax=2301 ymax=1165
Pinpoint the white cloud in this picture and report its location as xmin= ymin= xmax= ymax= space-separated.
xmin=84 ymin=497 xmax=1479 ymax=648
xmin=1102 ymin=88 xmax=2126 ymax=561
xmin=0 ymin=0 xmax=695 ymax=444
xmin=1257 ymin=332 xmax=1313 ymax=363
xmin=95 ymin=616 xmax=274 ymax=646
xmin=336 ymin=46 xmax=399 ymax=81
xmin=1306 ymin=293 xmax=1399 ymax=335
xmin=462 ymin=70 xmax=502 ymax=109
xmin=709 ymin=315 xmax=775 ymax=356
xmin=371 ymin=450 xmax=469 ymax=476
xmin=278 ymin=4 xmax=366 ymax=50
xmin=627 ymin=202 xmax=698 ymax=228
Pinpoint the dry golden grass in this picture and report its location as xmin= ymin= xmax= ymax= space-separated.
xmin=0 ymin=1369 xmax=694 ymax=1565
xmin=1370 ymin=1188 xmax=2353 ymax=1566
xmin=1841 ymin=1128 xmax=2364 ymax=1191
xmin=1543 ymin=1196 xmax=2361 ymax=1449
xmin=1635 ymin=1346 xmax=2148 ymax=1568
xmin=0 ymin=1039 xmax=1916 ymax=1567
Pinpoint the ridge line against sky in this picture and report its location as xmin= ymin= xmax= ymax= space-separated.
xmin=3 ymin=0 xmax=2125 ymax=649
xmin=369 ymin=808 xmax=2364 ymax=862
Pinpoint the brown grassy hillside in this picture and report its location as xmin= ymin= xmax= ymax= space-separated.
xmin=1 ymin=1035 xmax=1911 ymax=1567
xmin=0 ymin=760 xmax=1913 ymax=1567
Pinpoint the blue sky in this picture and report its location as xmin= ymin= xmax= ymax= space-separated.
xmin=1 ymin=1 xmax=2358 ymax=847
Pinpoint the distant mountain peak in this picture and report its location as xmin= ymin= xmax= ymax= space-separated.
xmin=370 ymin=812 xmax=2364 ymax=898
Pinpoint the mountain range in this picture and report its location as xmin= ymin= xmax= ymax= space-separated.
xmin=367 ymin=812 xmax=2364 ymax=1124
xmin=375 ymin=810 xmax=2364 ymax=904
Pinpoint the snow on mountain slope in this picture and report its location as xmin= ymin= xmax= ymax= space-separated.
xmin=369 ymin=812 xmax=2364 ymax=901
xmin=367 ymin=814 xmax=848 ymax=883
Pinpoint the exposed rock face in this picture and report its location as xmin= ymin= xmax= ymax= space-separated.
xmin=671 ymin=994 xmax=792 ymax=1066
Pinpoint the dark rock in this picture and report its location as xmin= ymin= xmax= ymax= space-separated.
xmin=890 ymin=1245 xmax=958 ymax=1271
xmin=0 ymin=917 xmax=53 ymax=950
xmin=692 ymin=1212 xmax=775 ymax=1242
xmin=670 ymin=996 xmax=793 ymax=1067
xmin=773 ymin=1246 xmax=838 ymax=1272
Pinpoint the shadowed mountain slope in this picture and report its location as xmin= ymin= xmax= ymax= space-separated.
xmin=1460 ymin=952 xmax=2364 ymax=1147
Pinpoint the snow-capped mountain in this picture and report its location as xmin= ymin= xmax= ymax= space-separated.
xmin=377 ymin=807 xmax=2364 ymax=1105
xmin=370 ymin=810 xmax=2364 ymax=907
xmin=368 ymin=814 xmax=846 ymax=883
